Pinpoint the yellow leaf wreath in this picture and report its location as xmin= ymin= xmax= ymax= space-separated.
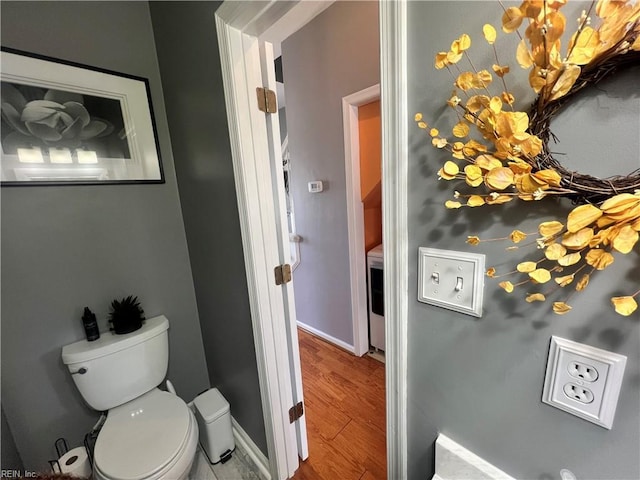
xmin=415 ymin=0 xmax=640 ymax=316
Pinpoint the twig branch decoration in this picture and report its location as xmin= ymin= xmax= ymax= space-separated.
xmin=416 ymin=0 xmax=640 ymax=316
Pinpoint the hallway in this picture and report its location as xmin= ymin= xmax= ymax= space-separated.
xmin=292 ymin=329 xmax=386 ymax=480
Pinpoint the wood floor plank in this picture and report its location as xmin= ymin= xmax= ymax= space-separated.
xmin=292 ymin=328 xmax=386 ymax=480
xmin=359 ymin=470 xmax=380 ymax=480
xmin=294 ymin=426 xmax=367 ymax=480
xmin=330 ymin=418 xmax=386 ymax=479
xmin=304 ymin=389 xmax=351 ymax=441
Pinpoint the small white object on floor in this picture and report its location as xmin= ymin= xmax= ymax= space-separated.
xmin=432 ymin=434 xmax=515 ymax=480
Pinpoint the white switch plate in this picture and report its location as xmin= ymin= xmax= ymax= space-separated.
xmin=417 ymin=247 xmax=485 ymax=317
xmin=308 ymin=181 xmax=323 ymax=193
xmin=542 ymin=336 xmax=627 ymax=429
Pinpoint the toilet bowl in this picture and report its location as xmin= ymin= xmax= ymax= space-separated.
xmin=61 ymin=315 xmax=198 ymax=480
xmin=93 ymin=389 xmax=198 ymax=480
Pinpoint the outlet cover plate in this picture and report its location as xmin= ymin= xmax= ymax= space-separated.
xmin=417 ymin=247 xmax=485 ymax=317
xmin=542 ymin=336 xmax=627 ymax=429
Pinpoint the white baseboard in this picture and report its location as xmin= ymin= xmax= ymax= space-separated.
xmin=231 ymin=416 xmax=271 ymax=480
xmin=297 ymin=321 xmax=355 ymax=353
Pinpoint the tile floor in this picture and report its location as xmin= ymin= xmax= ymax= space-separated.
xmin=189 ymin=444 xmax=262 ymax=480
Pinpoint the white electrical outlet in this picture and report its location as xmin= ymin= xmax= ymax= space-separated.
xmin=542 ymin=336 xmax=627 ymax=429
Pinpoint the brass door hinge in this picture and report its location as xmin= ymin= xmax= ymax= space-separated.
xmin=274 ymin=264 xmax=292 ymax=286
xmin=256 ymin=87 xmax=277 ymax=113
xmin=289 ymin=401 xmax=304 ymax=423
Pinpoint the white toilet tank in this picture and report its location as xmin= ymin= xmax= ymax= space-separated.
xmin=62 ymin=315 xmax=170 ymax=411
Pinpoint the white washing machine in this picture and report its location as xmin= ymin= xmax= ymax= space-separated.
xmin=367 ymin=244 xmax=384 ymax=351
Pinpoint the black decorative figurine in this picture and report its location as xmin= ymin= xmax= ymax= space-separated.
xmin=82 ymin=307 xmax=100 ymax=341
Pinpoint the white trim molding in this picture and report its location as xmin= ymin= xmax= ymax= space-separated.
xmin=216 ymin=4 xmax=299 ymax=478
xmin=232 ymin=416 xmax=272 ymax=480
xmin=297 ymin=321 xmax=356 ymax=354
xmin=380 ymin=0 xmax=408 ymax=479
xmin=342 ymin=84 xmax=381 ymax=357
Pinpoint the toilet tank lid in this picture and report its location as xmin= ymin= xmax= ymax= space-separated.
xmin=62 ymin=315 xmax=169 ymax=364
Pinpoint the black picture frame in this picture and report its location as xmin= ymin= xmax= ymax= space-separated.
xmin=0 ymin=47 xmax=164 ymax=186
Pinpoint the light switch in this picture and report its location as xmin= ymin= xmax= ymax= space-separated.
xmin=308 ymin=181 xmax=323 ymax=193
xmin=417 ymin=247 xmax=485 ymax=317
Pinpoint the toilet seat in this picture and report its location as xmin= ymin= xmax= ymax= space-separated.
xmin=94 ymin=389 xmax=197 ymax=480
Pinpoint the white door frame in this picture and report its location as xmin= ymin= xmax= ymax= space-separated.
xmin=215 ymin=1 xmax=408 ymax=478
xmin=342 ymin=84 xmax=381 ymax=357
xmin=215 ymin=4 xmax=300 ymax=478
xmin=380 ymin=2 xmax=408 ymax=477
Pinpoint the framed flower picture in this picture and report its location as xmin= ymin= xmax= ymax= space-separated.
xmin=0 ymin=47 xmax=164 ymax=185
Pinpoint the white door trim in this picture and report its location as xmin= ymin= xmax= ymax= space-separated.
xmin=381 ymin=1 xmax=408 ymax=478
xmin=216 ymin=1 xmax=408 ymax=479
xmin=342 ymin=84 xmax=381 ymax=357
xmin=215 ymin=4 xmax=299 ymax=478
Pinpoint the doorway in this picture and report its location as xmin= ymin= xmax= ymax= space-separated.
xmin=283 ymin=75 xmax=385 ymax=478
xmin=266 ymin=6 xmax=380 ymax=360
xmin=268 ymin=8 xmax=384 ymax=475
xmin=266 ymin=11 xmax=385 ymax=478
xmin=215 ymin=2 xmax=409 ymax=479
xmin=283 ymin=82 xmax=381 ymax=356
xmin=343 ymin=87 xmax=382 ymax=356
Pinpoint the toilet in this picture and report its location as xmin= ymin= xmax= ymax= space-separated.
xmin=62 ymin=315 xmax=198 ymax=480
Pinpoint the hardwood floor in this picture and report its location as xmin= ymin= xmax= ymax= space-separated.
xmin=292 ymin=328 xmax=386 ymax=480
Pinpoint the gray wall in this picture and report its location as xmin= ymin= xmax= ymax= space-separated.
xmin=149 ymin=1 xmax=267 ymax=455
xmin=406 ymin=2 xmax=640 ymax=479
xmin=1 ymin=1 xmax=210 ymax=470
xmin=1 ymin=407 xmax=24 ymax=473
xmin=281 ymin=1 xmax=380 ymax=345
